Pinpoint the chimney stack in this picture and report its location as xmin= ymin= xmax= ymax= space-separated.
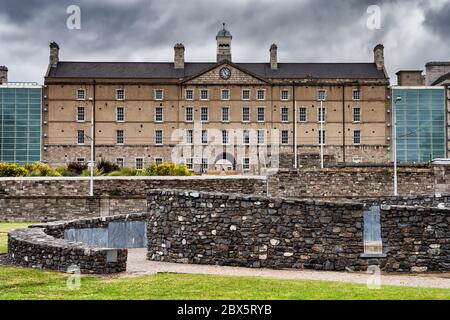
xmin=270 ymin=44 xmax=278 ymax=70
xmin=174 ymin=43 xmax=185 ymax=69
xmin=49 ymin=42 xmax=60 ymax=66
xmin=0 ymin=66 xmax=7 ymax=83
xmin=373 ymin=44 xmax=384 ymax=71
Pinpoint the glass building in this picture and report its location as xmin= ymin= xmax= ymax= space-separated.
xmin=0 ymin=83 xmax=42 ymax=164
xmin=392 ymin=87 xmax=447 ymax=162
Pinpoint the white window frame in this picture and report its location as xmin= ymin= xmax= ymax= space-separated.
xmin=116 ymin=130 xmax=124 ymax=145
xmin=242 ymin=107 xmax=250 ymax=123
xmin=154 ymin=107 xmax=164 ymax=123
xmin=242 ymin=157 xmax=250 ymax=171
xmin=116 ymin=106 xmax=125 ymax=122
xmin=257 ymin=107 xmax=265 ymax=123
xmin=317 ymin=89 xmax=327 ymax=101
xmin=186 ymin=158 xmax=194 ymax=171
xmin=77 ymin=106 xmax=85 ymax=122
xmin=135 ymin=157 xmax=144 ymax=170
xmin=185 ymin=107 xmax=194 ymax=122
xmin=116 ymin=158 xmax=124 ymax=168
xmin=243 ymin=129 xmax=250 ymax=145
xmin=155 ymin=129 xmax=163 ymax=145
xmin=352 ymin=89 xmax=361 ymax=101
xmin=155 ymin=157 xmax=164 ymax=165
xmin=77 ymin=129 xmax=85 ymax=145
xmin=257 ymin=129 xmax=265 ymax=145
xmin=280 ymin=90 xmax=289 ymax=101
xmin=186 ymin=129 xmax=193 ymax=144
xmin=221 ymin=107 xmax=230 ymax=123
xmin=76 ymin=89 xmax=86 ymax=101
xmin=298 ymin=107 xmax=308 ymax=123
xmin=221 ymin=89 xmax=230 ymax=101
xmin=317 ymin=107 xmax=327 ymax=123
xmin=353 ymin=106 xmax=361 ymax=123
xmin=281 ymin=107 xmax=289 ymax=123
xmin=185 ymin=89 xmax=194 ymax=101
xmin=76 ymin=157 xmax=86 ymax=164
xmin=116 ymin=89 xmax=125 ymax=101
xmin=319 ymin=130 xmax=326 ymax=145
xmin=201 ymin=129 xmax=208 ymax=144
xmin=200 ymin=107 xmax=209 ymax=122
xmin=201 ymin=158 xmax=208 ymax=171
xmin=354 ymin=130 xmax=362 ymax=145
xmin=256 ymin=89 xmax=266 ymax=101
xmin=222 ymin=130 xmax=229 ymax=145
xmin=281 ymin=130 xmax=289 ymax=145
xmin=154 ymin=89 xmax=164 ymax=101
xmin=200 ymin=89 xmax=209 ymax=101
xmin=242 ymin=89 xmax=251 ymax=101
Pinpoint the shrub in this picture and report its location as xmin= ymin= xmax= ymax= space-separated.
xmin=55 ymin=166 xmax=77 ymax=177
xmin=107 ymin=168 xmax=139 ymax=176
xmin=67 ymin=162 xmax=88 ymax=175
xmin=0 ymin=163 xmax=28 ymax=177
xmin=97 ymin=160 xmax=119 ymax=174
xmin=24 ymin=162 xmax=61 ymax=177
xmin=141 ymin=163 xmax=194 ymax=176
xmin=82 ymin=167 xmax=103 ymax=177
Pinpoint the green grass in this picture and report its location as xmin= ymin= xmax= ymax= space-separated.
xmin=0 ymin=222 xmax=449 ymax=300
xmin=0 ymin=222 xmax=33 ymax=253
xmin=0 ymin=267 xmax=449 ymax=300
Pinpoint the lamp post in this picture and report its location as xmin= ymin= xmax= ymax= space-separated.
xmin=320 ymin=99 xmax=324 ymax=169
xmin=393 ymin=96 xmax=402 ymax=196
xmin=88 ymin=97 xmax=94 ymax=197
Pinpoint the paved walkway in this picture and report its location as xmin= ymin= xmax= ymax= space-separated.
xmin=122 ymin=249 xmax=450 ymax=289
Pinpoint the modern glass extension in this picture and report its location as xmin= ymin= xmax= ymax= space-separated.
xmin=0 ymin=83 xmax=42 ymax=165
xmin=392 ymin=87 xmax=447 ymax=163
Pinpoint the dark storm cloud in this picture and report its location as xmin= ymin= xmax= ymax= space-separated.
xmin=0 ymin=0 xmax=449 ymax=82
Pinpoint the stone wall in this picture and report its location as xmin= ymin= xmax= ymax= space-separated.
xmin=268 ymin=165 xmax=436 ymax=198
xmin=7 ymin=213 xmax=148 ymax=274
xmin=146 ymin=190 xmax=450 ymax=272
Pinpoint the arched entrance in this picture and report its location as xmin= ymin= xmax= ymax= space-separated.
xmin=214 ymin=152 xmax=236 ymax=171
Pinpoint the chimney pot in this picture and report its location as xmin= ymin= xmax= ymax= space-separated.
xmin=374 ymin=44 xmax=384 ymax=71
xmin=49 ymin=41 xmax=60 ymax=66
xmin=174 ymin=43 xmax=185 ymax=69
xmin=270 ymin=44 xmax=278 ymax=70
xmin=0 ymin=65 xmax=8 ymax=83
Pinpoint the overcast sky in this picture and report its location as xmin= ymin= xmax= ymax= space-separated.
xmin=1 ymin=0 xmax=449 ymax=83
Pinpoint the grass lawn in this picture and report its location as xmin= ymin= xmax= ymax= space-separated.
xmin=0 ymin=222 xmax=34 ymax=254
xmin=0 ymin=222 xmax=449 ymax=300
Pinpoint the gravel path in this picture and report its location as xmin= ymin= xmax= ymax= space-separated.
xmin=122 ymin=249 xmax=450 ymax=289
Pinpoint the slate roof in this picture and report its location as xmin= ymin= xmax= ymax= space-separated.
xmin=47 ymin=61 xmax=388 ymax=80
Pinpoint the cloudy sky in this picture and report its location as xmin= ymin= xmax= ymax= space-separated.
xmin=1 ymin=0 xmax=449 ymax=83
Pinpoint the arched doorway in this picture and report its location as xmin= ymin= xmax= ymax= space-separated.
xmin=214 ymin=152 xmax=236 ymax=171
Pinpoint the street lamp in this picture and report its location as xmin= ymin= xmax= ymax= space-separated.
xmin=393 ymin=96 xmax=402 ymax=196
xmin=88 ymin=97 xmax=95 ymax=197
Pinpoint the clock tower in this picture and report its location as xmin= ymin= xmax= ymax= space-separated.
xmin=216 ymin=23 xmax=232 ymax=62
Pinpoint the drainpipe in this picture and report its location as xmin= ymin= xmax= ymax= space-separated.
xmin=342 ymin=83 xmax=346 ymax=164
xmin=293 ymin=81 xmax=297 ymax=168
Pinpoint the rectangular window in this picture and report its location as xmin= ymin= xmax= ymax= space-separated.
xmin=200 ymin=107 xmax=209 ymax=122
xmin=353 ymin=107 xmax=361 ymax=123
xmin=116 ymin=89 xmax=125 ymax=101
xmin=186 ymin=129 xmax=193 ymax=144
xmin=186 ymin=158 xmax=194 ymax=170
xmin=155 ymin=107 xmax=164 ymax=122
xmin=243 ymin=129 xmax=250 ymax=145
xmin=201 ymin=130 xmax=208 ymax=144
xmin=116 ymin=130 xmax=124 ymax=145
xmin=135 ymin=158 xmax=144 ymax=170
xmin=281 ymin=90 xmax=289 ymax=101
xmin=222 ymin=130 xmax=229 ymax=145
xmin=257 ymin=130 xmax=265 ymax=145
xmin=201 ymin=158 xmax=208 ymax=171
xmin=318 ymin=107 xmax=326 ymax=123
xmin=185 ymin=107 xmax=194 ymax=122
xmin=319 ymin=130 xmax=326 ymax=145
xmin=257 ymin=89 xmax=265 ymax=100
xmin=222 ymin=107 xmax=230 ymax=122
xmin=257 ymin=107 xmax=265 ymax=122
xmin=354 ymin=130 xmax=361 ymax=145
xmin=155 ymin=158 xmax=163 ymax=165
xmin=242 ymin=107 xmax=250 ymax=122
xmin=353 ymin=89 xmax=361 ymax=101
xmin=281 ymin=107 xmax=289 ymax=122
xmin=76 ymin=158 xmax=85 ymax=164
xmin=76 ymin=89 xmax=85 ymax=100
xmin=77 ymin=107 xmax=85 ymax=122
xmin=155 ymin=130 xmax=163 ymax=145
xmin=298 ymin=107 xmax=307 ymax=122
xmin=154 ymin=89 xmax=164 ymax=101
xmin=200 ymin=90 xmax=209 ymax=100
xmin=242 ymin=89 xmax=251 ymax=101
xmin=185 ymin=89 xmax=194 ymax=100
xmin=243 ymin=158 xmax=250 ymax=171
xmin=77 ymin=130 xmax=85 ymax=144
xmin=281 ymin=130 xmax=289 ymax=144
xmin=221 ymin=89 xmax=230 ymax=100
xmin=318 ymin=90 xmax=326 ymax=101
xmin=116 ymin=158 xmax=124 ymax=168
xmin=116 ymin=107 xmax=124 ymax=122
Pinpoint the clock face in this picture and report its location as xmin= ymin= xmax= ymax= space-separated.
xmin=219 ymin=67 xmax=231 ymax=80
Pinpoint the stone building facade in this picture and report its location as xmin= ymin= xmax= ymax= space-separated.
xmin=43 ymin=25 xmax=391 ymax=173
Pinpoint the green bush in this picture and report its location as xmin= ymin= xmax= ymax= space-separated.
xmin=140 ymin=163 xmax=194 ymax=176
xmin=0 ymin=163 xmax=28 ymax=177
xmin=97 ymin=160 xmax=119 ymax=174
xmin=81 ymin=167 xmax=103 ymax=177
xmin=24 ymin=162 xmax=61 ymax=177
